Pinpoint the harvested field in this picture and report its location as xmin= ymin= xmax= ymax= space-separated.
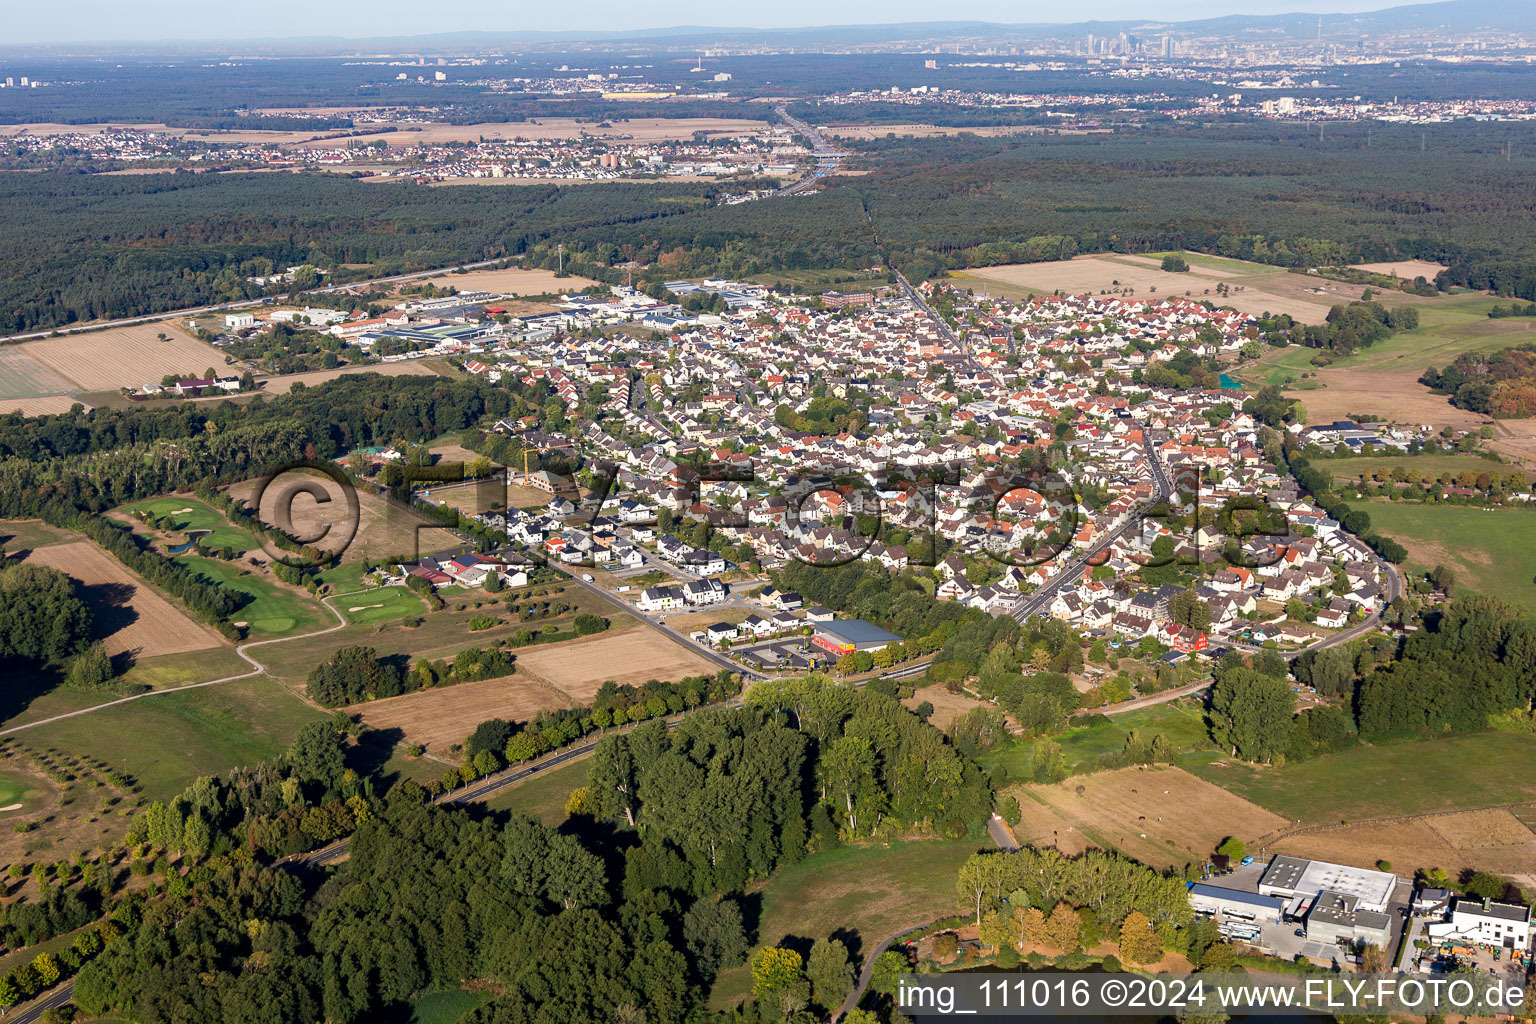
xmin=1272 ymin=805 xmax=1536 ymax=879
xmin=1009 ymin=765 xmax=1288 ymax=870
xmin=19 ymin=323 xmax=224 ymax=392
xmin=256 ymin=361 xmax=441 ymax=394
xmin=1284 ymin=366 xmax=1485 ymax=429
xmin=351 ymin=674 xmax=575 ymax=754
xmin=1350 ymin=260 xmax=1448 ymax=280
xmin=225 ymin=477 xmax=459 ymax=564
xmin=514 ymin=629 xmax=718 ymax=701
xmin=0 ymin=395 xmax=92 ymax=416
xmin=0 ymin=349 xmax=77 ymax=401
xmin=411 ymin=267 xmax=598 ymax=296
xmin=955 ymin=253 xmax=1339 ymax=323
xmin=422 ymin=478 xmax=560 ymax=514
xmin=1426 ymin=807 xmax=1536 ymax=849
xmin=23 ymin=541 xmax=225 ymax=658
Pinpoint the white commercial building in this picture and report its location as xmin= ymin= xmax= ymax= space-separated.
xmin=1428 ymin=898 xmax=1533 ymax=951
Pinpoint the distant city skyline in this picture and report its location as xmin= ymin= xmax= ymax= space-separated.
xmin=14 ymin=0 xmax=1409 ymax=47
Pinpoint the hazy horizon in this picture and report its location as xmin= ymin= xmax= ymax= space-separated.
xmin=10 ymin=0 xmax=1409 ymax=47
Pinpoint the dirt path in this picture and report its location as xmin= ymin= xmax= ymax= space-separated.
xmin=0 ymin=590 xmax=360 ymax=736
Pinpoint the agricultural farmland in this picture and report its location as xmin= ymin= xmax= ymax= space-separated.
xmin=1008 ymin=766 xmax=1288 ymax=871
xmin=513 ymin=628 xmax=720 ymax=701
xmin=22 ymin=540 xmax=226 ymax=658
xmin=6 ymin=323 xmax=225 ymax=395
xmin=351 ymin=674 xmax=576 ymax=754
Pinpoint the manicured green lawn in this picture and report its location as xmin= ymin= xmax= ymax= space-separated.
xmin=330 ymin=585 xmax=427 ymax=625
xmin=1188 ymin=732 xmax=1536 ymax=824
xmin=979 ymin=701 xmax=1218 ymax=781
xmin=124 ymin=497 xmax=255 ymax=552
xmin=175 ymin=554 xmax=328 ymax=636
xmin=21 ymin=678 xmax=326 ymax=804
xmin=1362 ymin=501 xmax=1536 ymax=602
xmin=0 ymin=769 xmax=36 ymax=810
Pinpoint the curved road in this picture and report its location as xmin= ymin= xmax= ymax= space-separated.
xmin=0 ymin=589 xmax=358 ymax=737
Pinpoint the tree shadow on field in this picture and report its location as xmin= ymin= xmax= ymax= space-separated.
xmin=79 ymin=580 xmax=140 ymax=639
xmin=348 ymin=726 xmax=405 ymax=783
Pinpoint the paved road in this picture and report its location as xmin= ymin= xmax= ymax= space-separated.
xmin=1011 ymin=434 xmax=1173 ymax=625
xmin=0 ymin=257 xmax=508 ymax=343
xmin=1085 ymin=677 xmax=1211 ymax=716
xmin=771 ymin=107 xmax=848 ymax=197
xmin=987 ymin=813 xmax=1020 ymax=852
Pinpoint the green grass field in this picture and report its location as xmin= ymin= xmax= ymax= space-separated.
xmin=979 ymin=701 xmax=1218 ymax=781
xmin=1324 ymin=453 xmax=1525 ymax=486
xmin=407 ymin=990 xmax=489 ymax=1024
xmin=21 ymin=678 xmax=325 ymax=804
xmin=176 ymin=554 xmax=328 ymax=636
xmin=117 ymin=647 xmax=250 ymax=691
xmin=1241 ymin=291 xmax=1532 ymax=392
xmin=123 ymin=497 xmax=255 ymax=552
xmin=1188 ymin=732 xmax=1536 ymax=824
xmin=708 ymin=837 xmax=986 ymax=1011
xmin=0 ymin=518 xmax=74 ymax=551
xmin=0 ymin=769 xmax=36 ymax=811
xmin=1145 ymin=251 xmax=1274 ymax=276
xmin=330 ymin=586 xmax=428 ymax=625
xmin=481 ymin=755 xmax=589 ymax=825
xmin=1362 ymin=501 xmax=1536 ymax=601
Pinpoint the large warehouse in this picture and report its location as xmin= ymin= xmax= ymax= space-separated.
xmin=1259 ymin=855 xmax=1397 ymax=914
xmin=811 ymin=619 xmax=902 ymax=656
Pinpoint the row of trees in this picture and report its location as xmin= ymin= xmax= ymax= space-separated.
xmin=306 ymin=644 xmax=515 ymax=708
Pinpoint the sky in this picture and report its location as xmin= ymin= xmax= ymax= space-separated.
xmin=14 ymin=0 xmax=1402 ymax=45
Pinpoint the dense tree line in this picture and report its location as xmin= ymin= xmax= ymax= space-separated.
xmin=307 ymin=644 xmax=515 ymax=708
xmin=62 ymin=684 xmax=986 ymax=1023
xmin=1422 ymin=343 xmax=1536 ymax=417
xmin=955 ymin=846 xmax=1193 ymax=948
xmin=0 ymin=561 xmax=93 ymax=666
xmin=0 ymin=172 xmax=740 ymax=331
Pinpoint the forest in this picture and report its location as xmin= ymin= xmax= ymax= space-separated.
xmin=7 ymin=120 xmax=1536 ymax=331
xmin=47 ymin=686 xmax=995 ymax=1024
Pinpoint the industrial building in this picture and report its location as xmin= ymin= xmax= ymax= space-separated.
xmin=810 ymin=619 xmax=901 ymax=655
xmin=1304 ymin=892 xmax=1393 ymax=950
xmin=1188 ymin=883 xmax=1285 ymax=942
xmin=1259 ymin=855 xmax=1396 ymax=914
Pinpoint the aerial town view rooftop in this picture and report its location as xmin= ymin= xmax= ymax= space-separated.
xmin=0 ymin=1 xmax=1533 ymax=1022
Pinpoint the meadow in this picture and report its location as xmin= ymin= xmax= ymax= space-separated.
xmin=1188 ymin=731 xmax=1536 ymax=824
xmin=978 ymin=700 xmax=1216 ymax=781
xmin=707 ymin=837 xmax=986 ymax=1011
xmin=19 ymin=677 xmax=325 ymax=805
xmin=1323 ymin=453 xmax=1529 ymax=486
xmin=1361 ymin=501 xmax=1536 ymax=600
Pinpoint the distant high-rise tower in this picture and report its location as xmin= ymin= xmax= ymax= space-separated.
xmin=1162 ymin=35 xmax=1173 ymax=58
